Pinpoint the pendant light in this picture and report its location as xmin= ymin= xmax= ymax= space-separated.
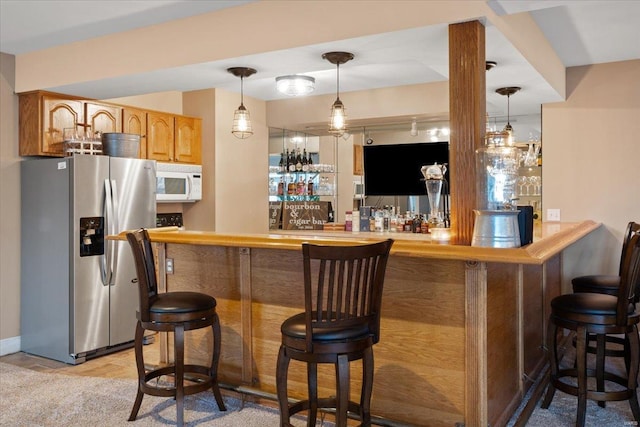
xmin=228 ymin=67 xmax=257 ymax=139
xmin=495 ymin=86 xmax=520 ymax=143
xmin=322 ymin=51 xmax=354 ymax=137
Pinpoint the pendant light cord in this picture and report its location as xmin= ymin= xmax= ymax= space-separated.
xmin=336 ymin=63 xmax=340 ymax=100
xmin=240 ymin=75 xmax=245 ymax=107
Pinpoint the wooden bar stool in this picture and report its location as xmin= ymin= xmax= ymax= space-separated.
xmin=126 ymin=229 xmax=226 ymax=426
xmin=542 ymin=233 xmax=640 ymax=427
xmin=571 ymin=221 xmax=640 ymax=399
xmin=276 ymin=239 xmax=393 ymax=427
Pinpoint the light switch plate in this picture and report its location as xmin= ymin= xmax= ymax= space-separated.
xmin=546 ymin=209 xmax=561 ymax=222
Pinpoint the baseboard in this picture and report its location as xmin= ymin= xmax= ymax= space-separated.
xmin=0 ymin=335 xmax=21 ymax=356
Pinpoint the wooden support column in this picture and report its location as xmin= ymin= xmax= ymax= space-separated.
xmin=449 ymin=21 xmax=486 ymax=245
xmin=239 ymin=247 xmax=253 ymax=385
xmin=465 ymin=260 xmax=488 ymax=427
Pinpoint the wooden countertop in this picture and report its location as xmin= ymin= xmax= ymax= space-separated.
xmin=112 ymin=220 xmax=600 ymax=265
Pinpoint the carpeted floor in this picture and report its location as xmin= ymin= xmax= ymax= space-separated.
xmin=1 ymin=357 xmax=638 ymax=426
xmin=0 ymin=362 xmax=325 ymax=426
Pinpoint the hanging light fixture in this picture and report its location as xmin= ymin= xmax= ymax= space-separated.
xmin=495 ymin=86 xmax=521 ymax=143
xmin=322 ymin=51 xmax=354 ymax=137
xmin=275 ymin=75 xmax=315 ymax=96
xmin=228 ymin=67 xmax=257 ymax=139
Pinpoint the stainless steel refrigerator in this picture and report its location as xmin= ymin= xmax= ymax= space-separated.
xmin=21 ymin=155 xmax=156 ymax=364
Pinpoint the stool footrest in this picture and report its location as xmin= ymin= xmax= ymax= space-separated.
xmin=552 ymin=368 xmax=635 ymax=402
xmin=140 ymin=364 xmax=215 ymax=398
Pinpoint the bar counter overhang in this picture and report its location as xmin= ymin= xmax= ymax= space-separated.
xmin=113 ymin=220 xmax=600 ymax=426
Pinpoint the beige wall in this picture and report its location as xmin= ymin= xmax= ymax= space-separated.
xmin=543 ymin=60 xmax=640 ymax=289
xmin=0 ymin=53 xmax=21 ymax=350
xmin=214 ymin=89 xmax=269 ymax=234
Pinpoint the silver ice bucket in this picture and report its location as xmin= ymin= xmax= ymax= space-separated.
xmin=101 ymin=133 xmax=140 ymax=158
xmin=471 ymin=210 xmax=521 ymax=248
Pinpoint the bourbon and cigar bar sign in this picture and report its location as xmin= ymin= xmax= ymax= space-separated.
xmin=282 ymin=201 xmax=329 ymax=230
xmin=269 ymin=202 xmax=283 ymax=230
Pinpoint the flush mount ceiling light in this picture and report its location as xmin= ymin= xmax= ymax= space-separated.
xmin=275 ymin=75 xmax=315 ymax=96
xmin=228 ymin=67 xmax=257 ymax=139
xmin=496 ymin=86 xmax=521 ymax=143
xmin=322 ymin=51 xmax=354 ymax=137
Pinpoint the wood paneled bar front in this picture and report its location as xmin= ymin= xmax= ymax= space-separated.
xmin=114 ymin=221 xmax=599 ymax=426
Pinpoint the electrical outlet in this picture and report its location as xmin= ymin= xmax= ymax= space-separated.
xmin=546 ymin=209 xmax=561 ymax=222
xmin=166 ymin=258 xmax=174 ymax=274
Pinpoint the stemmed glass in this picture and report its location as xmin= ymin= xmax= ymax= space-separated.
xmin=517 ymin=176 xmax=527 ymax=196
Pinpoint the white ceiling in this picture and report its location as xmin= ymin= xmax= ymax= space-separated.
xmin=1 ymin=0 xmax=639 ymax=122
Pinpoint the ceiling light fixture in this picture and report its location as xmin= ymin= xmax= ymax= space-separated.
xmin=275 ymin=75 xmax=315 ymax=96
xmin=496 ymin=86 xmax=520 ymax=141
xmin=486 ymin=61 xmax=497 ymax=71
xmin=322 ymin=51 xmax=354 ymax=137
xmin=228 ymin=67 xmax=257 ymax=139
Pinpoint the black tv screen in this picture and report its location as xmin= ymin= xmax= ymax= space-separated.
xmin=363 ymin=142 xmax=449 ymax=196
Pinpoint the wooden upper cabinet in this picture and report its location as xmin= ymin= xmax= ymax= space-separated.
xmin=175 ymin=116 xmax=202 ymax=164
xmin=146 ymin=111 xmax=175 ymax=162
xmin=19 ymin=91 xmax=85 ymax=156
xmin=85 ymin=101 xmax=121 ymax=137
xmin=122 ymin=107 xmax=148 ymax=159
xmin=18 ymin=91 xmax=202 ymax=163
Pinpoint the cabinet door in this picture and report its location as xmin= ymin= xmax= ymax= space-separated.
xmin=42 ymin=96 xmax=85 ymax=155
xmin=85 ymin=102 xmax=121 ymax=137
xmin=146 ymin=111 xmax=175 ymax=162
xmin=122 ymin=107 xmax=148 ymax=159
xmin=175 ymin=116 xmax=202 ymax=164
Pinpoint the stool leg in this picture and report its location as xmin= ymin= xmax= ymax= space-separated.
xmin=541 ymin=319 xmax=558 ymax=409
xmin=336 ymin=354 xmax=349 ymax=427
xmin=360 ymin=347 xmax=374 ymax=427
xmin=576 ymin=325 xmax=588 ymax=427
xmin=128 ymin=321 xmax=145 ymax=421
xmin=596 ymin=333 xmax=606 ymax=408
xmin=210 ymin=314 xmax=226 ymax=411
xmin=627 ymin=326 xmax=640 ymax=422
xmin=307 ymin=362 xmax=318 ymax=427
xmin=276 ymin=345 xmax=291 ymax=426
xmin=174 ymin=325 xmax=186 ymax=427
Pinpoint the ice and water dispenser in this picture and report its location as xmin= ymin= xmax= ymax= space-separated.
xmin=79 ymin=217 xmax=105 ymax=257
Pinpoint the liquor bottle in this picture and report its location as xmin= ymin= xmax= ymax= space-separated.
xmin=307 ymin=178 xmax=314 ymax=196
xmin=302 ymin=148 xmax=309 ymax=171
xmin=279 ymin=151 xmax=285 ymax=173
xmin=307 ymin=151 xmax=313 ymax=167
xmin=287 ymin=176 xmax=296 ymax=196
xmin=288 ymin=150 xmax=296 ymax=173
xmin=285 ymin=149 xmax=290 ymax=171
xmin=383 ymin=208 xmax=390 ymax=231
xmin=297 ymin=176 xmax=306 ymax=195
xmin=421 ymin=214 xmax=430 ymax=234
xmin=404 ymin=211 xmax=413 ymax=232
xmin=277 ymin=177 xmax=284 ymax=196
xmin=374 ymin=209 xmax=384 ymax=232
xmin=412 ymin=213 xmax=422 ymax=233
xmin=295 ymin=149 xmax=303 ymax=172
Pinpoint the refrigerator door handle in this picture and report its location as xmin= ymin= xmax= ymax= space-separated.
xmin=109 ymin=179 xmax=119 ymax=286
xmin=102 ymin=179 xmax=113 ymax=286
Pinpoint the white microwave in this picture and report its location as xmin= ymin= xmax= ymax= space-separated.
xmin=156 ymin=162 xmax=202 ymax=203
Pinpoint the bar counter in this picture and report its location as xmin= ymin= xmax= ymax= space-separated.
xmin=117 ymin=220 xmax=599 ymax=426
